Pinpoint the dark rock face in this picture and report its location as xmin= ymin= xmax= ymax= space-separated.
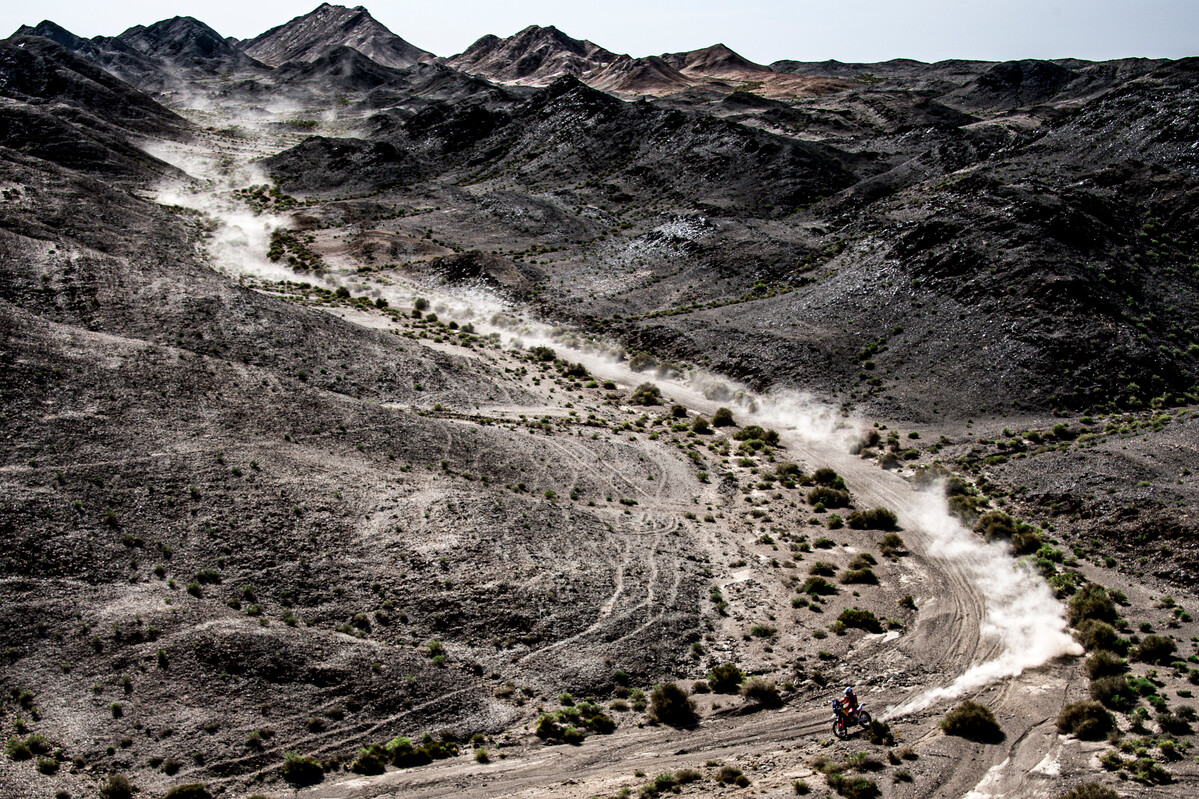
xmin=449 ymin=24 xmax=619 ymax=84
xmin=242 ymin=3 xmax=432 ymax=68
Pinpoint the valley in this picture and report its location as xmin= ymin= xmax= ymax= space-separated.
xmin=2 ymin=5 xmax=1199 ymax=799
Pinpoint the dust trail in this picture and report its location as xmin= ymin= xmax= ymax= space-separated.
xmin=882 ymin=489 xmax=1083 ymax=718
xmin=137 ymin=127 xmax=1082 ymax=715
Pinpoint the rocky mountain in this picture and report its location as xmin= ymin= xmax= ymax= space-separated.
xmin=242 ymin=3 xmax=432 ymax=68
xmin=3 ymin=9 xmax=1199 ymax=799
xmin=13 ymin=17 xmax=267 ymax=91
xmin=662 ymin=43 xmax=771 ymax=79
xmin=0 ymin=36 xmax=189 ymax=177
xmin=448 ymin=25 xmax=619 ymax=85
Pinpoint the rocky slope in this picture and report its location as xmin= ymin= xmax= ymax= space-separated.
xmin=242 ymin=3 xmax=432 ymax=68
xmin=2 ymin=7 xmax=1199 ymax=799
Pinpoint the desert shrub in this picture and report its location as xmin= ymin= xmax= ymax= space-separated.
xmin=1056 ymin=701 xmax=1115 ymax=740
xmin=803 ymin=576 xmax=837 ymax=595
xmin=847 ymin=508 xmax=897 ymax=530
xmin=1088 ymin=676 xmax=1136 ymax=711
xmin=162 ymin=786 xmax=212 ymax=799
xmin=100 ymin=774 xmax=135 ymax=799
xmin=5 ymin=737 xmax=32 ymax=760
xmin=649 ymin=683 xmax=697 ymax=726
xmin=628 ymin=352 xmax=656 ymax=371
xmin=1075 ymin=620 xmax=1128 ymax=654
xmin=534 ymin=715 xmax=561 ymax=739
xmin=530 ymin=346 xmax=556 ymax=362
xmin=281 ymin=752 xmax=324 ymax=786
xmin=878 ymin=532 xmax=905 ymax=556
xmin=692 ymin=416 xmax=712 ymax=434
xmin=940 ymin=700 xmax=1004 ymax=743
xmin=707 ymin=663 xmax=745 ymax=693
xmin=715 ymin=765 xmax=750 ymax=786
xmin=562 ymin=726 xmax=585 ymax=745
xmin=712 ymin=407 xmax=736 ymax=426
xmin=838 ymin=608 xmax=883 ymax=633
xmin=1055 ymin=785 xmax=1120 ymax=799
xmin=675 ymin=768 xmax=702 ymax=784
xmin=735 ymin=425 xmax=779 ymax=445
xmin=1135 ymin=634 xmax=1177 ymax=664
xmin=848 ymin=552 xmax=877 ymax=569
xmin=194 ymin=568 xmax=221 ymax=584
xmin=974 ymin=511 xmax=1016 ymax=541
xmin=813 ymin=536 xmax=836 ymax=549
xmin=776 ymin=462 xmax=805 ymax=480
xmin=1085 ymin=650 xmax=1129 ymax=680
xmin=1068 ymin=584 xmax=1118 ymax=626
xmin=1009 ymin=528 xmax=1043 ymax=555
xmin=827 ymin=774 xmax=880 ymax=799
xmin=808 ymin=486 xmax=850 ymax=508
xmin=350 ymin=744 xmax=388 ymax=774
xmin=1157 ymin=709 xmax=1193 ymax=735
xmin=741 ymin=677 xmax=781 ymax=707
xmin=630 ymin=383 xmax=662 ymax=405
xmin=865 ymin=719 xmax=894 ymax=746
xmin=840 ymin=567 xmax=878 ymax=585
xmin=809 ymin=561 xmax=837 ymax=576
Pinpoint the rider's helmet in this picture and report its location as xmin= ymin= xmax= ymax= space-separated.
xmin=843 ymin=687 xmax=854 ymax=696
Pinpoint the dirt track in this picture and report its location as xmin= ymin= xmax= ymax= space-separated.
xmin=137 ymin=124 xmax=1191 ymax=798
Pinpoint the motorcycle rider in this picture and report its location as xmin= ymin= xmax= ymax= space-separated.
xmin=840 ymin=687 xmax=859 ymax=718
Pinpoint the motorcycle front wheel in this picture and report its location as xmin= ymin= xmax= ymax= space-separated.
xmin=857 ymin=710 xmax=872 ymax=727
xmin=833 ymin=718 xmax=849 ymax=739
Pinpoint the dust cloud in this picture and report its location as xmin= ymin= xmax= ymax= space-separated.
xmin=882 ymin=489 xmax=1083 ymax=718
xmin=139 ymin=131 xmax=1082 ymax=718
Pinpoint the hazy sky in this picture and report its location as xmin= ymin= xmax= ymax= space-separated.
xmin=4 ymin=1 xmax=1196 ymax=64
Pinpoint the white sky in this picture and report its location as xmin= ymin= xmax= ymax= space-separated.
xmin=4 ymin=1 xmax=1196 ymax=65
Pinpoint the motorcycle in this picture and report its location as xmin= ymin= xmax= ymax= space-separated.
xmin=831 ymin=699 xmax=872 ymax=739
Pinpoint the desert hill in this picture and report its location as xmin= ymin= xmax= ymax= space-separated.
xmin=2 ymin=6 xmax=1199 ymax=799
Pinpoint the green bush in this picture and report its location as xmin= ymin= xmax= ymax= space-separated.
xmin=281 ymin=752 xmax=324 ymax=786
xmin=740 ymin=677 xmax=781 ymax=707
xmin=974 ymin=511 xmax=1016 ymax=541
xmin=1085 ymin=650 xmax=1129 ymax=680
xmin=562 ymin=726 xmax=586 ymax=745
xmin=809 ymin=561 xmax=837 ymax=577
xmin=162 ymin=786 xmax=212 ymax=799
xmin=100 ymin=774 xmax=135 ymax=799
xmin=691 ymin=417 xmax=712 ymax=434
xmin=735 ymin=425 xmax=779 ymax=445
xmin=838 ymin=608 xmax=883 ymax=633
xmin=808 ymin=486 xmax=850 ymax=508
xmin=649 ymin=683 xmax=697 ymax=726
xmin=940 ymin=700 xmax=1004 ymax=743
xmin=803 ymin=576 xmax=837 ymax=595
xmin=878 ymin=532 xmax=905 ymax=556
xmin=630 ymin=383 xmax=662 ymax=405
xmin=350 ymin=744 xmax=388 ymax=774
xmin=1068 ymin=584 xmax=1118 ymax=626
xmin=5 ymin=737 xmax=32 ymax=760
xmin=847 ymin=508 xmax=897 ymax=530
xmin=1089 ymin=675 xmax=1136 ymax=711
xmin=707 ymin=663 xmax=745 ymax=693
xmin=712 ymin=407 xmax=735 ymax=427
xmin=840 ymin=567 xmax=878 ymax=585
xmin=1075 ymin=620 xmax=1127 ymax=654
xmin=1056 ymin=701 xmax=1115 ymax=740
xmin=1135 ymin=634 xmax=1177 ymax=664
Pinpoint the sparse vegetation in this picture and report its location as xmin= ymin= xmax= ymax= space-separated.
xmin=940 ymin=700 xmax=1004 ymax=743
